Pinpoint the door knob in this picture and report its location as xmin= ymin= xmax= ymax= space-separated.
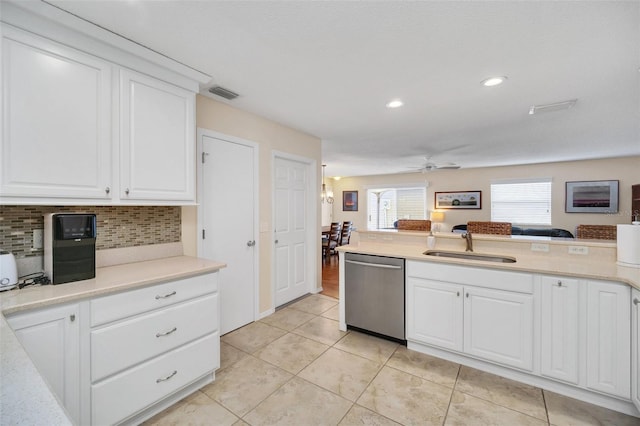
xmin=247 ymin=240 xmax=256 ymax=247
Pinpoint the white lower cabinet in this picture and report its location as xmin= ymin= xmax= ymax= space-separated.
xmin=406 ymin=262 xmax=534 ymax=371
xmin=464 ymin=287 xmax=534 ymax=371
xmin=407 ymin=261 xmax=635 ymax=409
xmin=7 ymin=272 xmax=220 ymax=426
xmin=90 ymin=273 xmax=220 ymax=425
xmin=92 ymin=333 xmax=218 ymax=426
xmin=540 ymin=276 xmax=580 ymax=384
xmin=585 ymin=280 xmax=631 ymax=399
xmin=7 ymin=303 xmax=81 ymax=424
xmin=406 ymin=278 xmax=463 ymax=351
xmin=632 ymin=289 xmax=640 ymax=411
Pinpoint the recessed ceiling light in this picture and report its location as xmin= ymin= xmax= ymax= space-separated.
xmin=386 ymin=100 xmax=404 ymax=108
xmin=481 ymin=76 xmax=507 ymax=87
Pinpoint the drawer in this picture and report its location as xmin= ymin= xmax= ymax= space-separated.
xmin=92 ymin=293 xmax=218 ymax=382
xmin=92 ymin=332 xmax=218 ymax=426
xmin=91 ymin=272 xmax=217 ymax=326
xmin=407 ymin=260 xmax=533 ymax=294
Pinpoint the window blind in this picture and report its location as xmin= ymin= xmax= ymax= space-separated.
xmin=491 ymin=179 xmax=552 ymax=225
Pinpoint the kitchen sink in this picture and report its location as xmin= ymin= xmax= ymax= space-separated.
xmin=423 ymin=250 xmax=517 ymax=263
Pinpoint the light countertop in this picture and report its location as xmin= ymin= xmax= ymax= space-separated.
xmin=0 ymin=255 xmax=226 ymax=426
xmin=338 ymin=234 xmax=640 ymax=290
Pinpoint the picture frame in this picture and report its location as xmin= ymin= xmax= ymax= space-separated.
xmin=435 ymin=191 xmax=482 ymax=210
xmin=343 ymin=190 xmax=358 ymax=211
xmin=565 ymin=180 xmax=619 ymax=213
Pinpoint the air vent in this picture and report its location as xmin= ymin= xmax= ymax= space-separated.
xmin=529 ymin=99 xmax=577 ymax=115
xmin=208 ymin=86 xmax=239 ymax=100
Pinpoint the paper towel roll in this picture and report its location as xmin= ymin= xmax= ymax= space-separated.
xmin=617 ymin=224 xmax=640 ymax=268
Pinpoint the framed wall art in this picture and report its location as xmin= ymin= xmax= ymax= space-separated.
xmin=435 ymin=191 xmax=482 ymax=210
xmin=565 ymin=180 xmax=619 ymax=213
xmin=343 ymin=190 xmax=358 ymax=211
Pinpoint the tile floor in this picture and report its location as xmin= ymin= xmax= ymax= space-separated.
xmin=145 ymin=294 xmax=640 ymax=426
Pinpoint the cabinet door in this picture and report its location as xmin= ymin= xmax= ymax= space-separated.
xmin=585 ymin=280 xmax=631 ymax=398
xmin=464 ymin=287 xmax=534 ymax=371
xmin=406 ymin=277 xmax=463 ymax=351
xmin=120 ymin=69 xmax=195 ymax=202
xmin=1 ymin=27 xmax=112 ymax=200
xmin=7 ymin=303 xmax=80 ymax=423
xmin=540 ymin=276 xmax=579 ymax=384
xmin=632 ymin=289 xmax=640 ymax=411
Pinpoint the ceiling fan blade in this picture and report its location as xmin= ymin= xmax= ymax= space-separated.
xmin=436 ymin=165 xmax=460 ymax=170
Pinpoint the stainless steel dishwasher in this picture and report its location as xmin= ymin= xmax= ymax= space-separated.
xmin=344 ymin=252 xmax=405 ymax=342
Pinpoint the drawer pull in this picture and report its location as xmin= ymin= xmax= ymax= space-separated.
xmin=156 ymin=327 xmax=177 ymax=338
xmin=155 ymin=291 xmax=177 ymax=300
xmin=156 ymin=370 xmax=177 ymax=383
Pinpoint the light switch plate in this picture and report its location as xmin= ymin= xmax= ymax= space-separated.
xmin=32 ymin=229 xmax=43 ymax=250
xmin=568 ymin=245 xmax=589 ymax=255
xmin=531 ymin=243 xmax=549 ymax=252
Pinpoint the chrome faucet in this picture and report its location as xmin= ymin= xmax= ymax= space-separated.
xmin=462 ymin=232 xmax=473 ymax=252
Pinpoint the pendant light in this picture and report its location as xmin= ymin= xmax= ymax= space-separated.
xmin=321 ymin=164 xmax=334 ymax=204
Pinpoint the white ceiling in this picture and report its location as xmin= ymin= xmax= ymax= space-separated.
xmin=46 ymin=0 xmax=640 ymax=178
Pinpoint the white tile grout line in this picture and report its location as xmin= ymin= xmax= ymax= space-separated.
xmin=186 ymin=300 xmax=561 ymax=425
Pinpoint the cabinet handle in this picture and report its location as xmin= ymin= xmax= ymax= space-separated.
xmin=156 ymin=327 xmax=177 ymax=338
xmin=457 ymin=291 xmax=460 ymax=297
xmin=634 ymin=298 xmax=639 ymax=306
xmin=155 ymin=291 xmax=177 ymax=300
xmin=105 ymin=187 xmax=110 ymax=195
xmin=70 ymin=314 xmax=76 ymax=322
xmin=466 ymin=292 xmax=469 ymax=298
xmin=156 ymin=370 xmax=177 ymax=383
xmin=125 ymin=188 xmax=130 ymax=195
xmin=557 ymin=280 xmax=562 ymax=287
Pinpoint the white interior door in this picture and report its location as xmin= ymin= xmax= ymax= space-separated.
xmin=201 ymin=133 xmax=256 ymax=334
xmin=274 ymin=157 xmax=309 ymax=306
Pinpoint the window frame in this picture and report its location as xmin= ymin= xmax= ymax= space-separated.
xmin=490 ymin=178 xmax=552 ymax=226
xmin=365 ymin=183 xmax=428 ymax=230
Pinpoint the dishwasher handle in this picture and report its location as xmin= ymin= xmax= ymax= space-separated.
xmin=345 ymin=259 xmax=402 ymax=270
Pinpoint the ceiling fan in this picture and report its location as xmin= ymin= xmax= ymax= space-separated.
xmin=411 ymin=156 xmax=461 ymax=173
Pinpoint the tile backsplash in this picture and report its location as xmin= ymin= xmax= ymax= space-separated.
xmin=0 ymin=205 xmax=181 ymax=259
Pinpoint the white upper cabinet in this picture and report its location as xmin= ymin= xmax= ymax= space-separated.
xmin=119 ymin=69 xmax=195 ymax=202
xmin=1 ymin=27 xmax=112 ymax=201
xmin=0 ymin=7 xmax=204 ymax=205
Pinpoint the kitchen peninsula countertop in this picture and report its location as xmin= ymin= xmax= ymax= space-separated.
xmin=0 ymin=255 xmax=226 ymax=426
xmin=338 ymin=231 xmax=640 ymax=290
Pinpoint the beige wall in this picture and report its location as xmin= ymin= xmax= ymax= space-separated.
xmin=183 ymin=95 xmax=322 ymax=315
xmin=331 ymin=156 xmax=640 ymax=234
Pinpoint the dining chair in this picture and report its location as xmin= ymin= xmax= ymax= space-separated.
xmin=340 ymin=225 xmax=352 ymax=246
xmin=466 ymin=221 xmax=512 ymax=235
xmin=576 ymin=224 xmax=617 ymax=240
xmin=397 ymin=219 xmax=431 ymax=231
xmin=322 ymin=229 xmax=341 ymax=257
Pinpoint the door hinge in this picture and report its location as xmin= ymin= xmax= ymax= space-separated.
xmin=202 ymin=229 xmax=206 ymax=239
